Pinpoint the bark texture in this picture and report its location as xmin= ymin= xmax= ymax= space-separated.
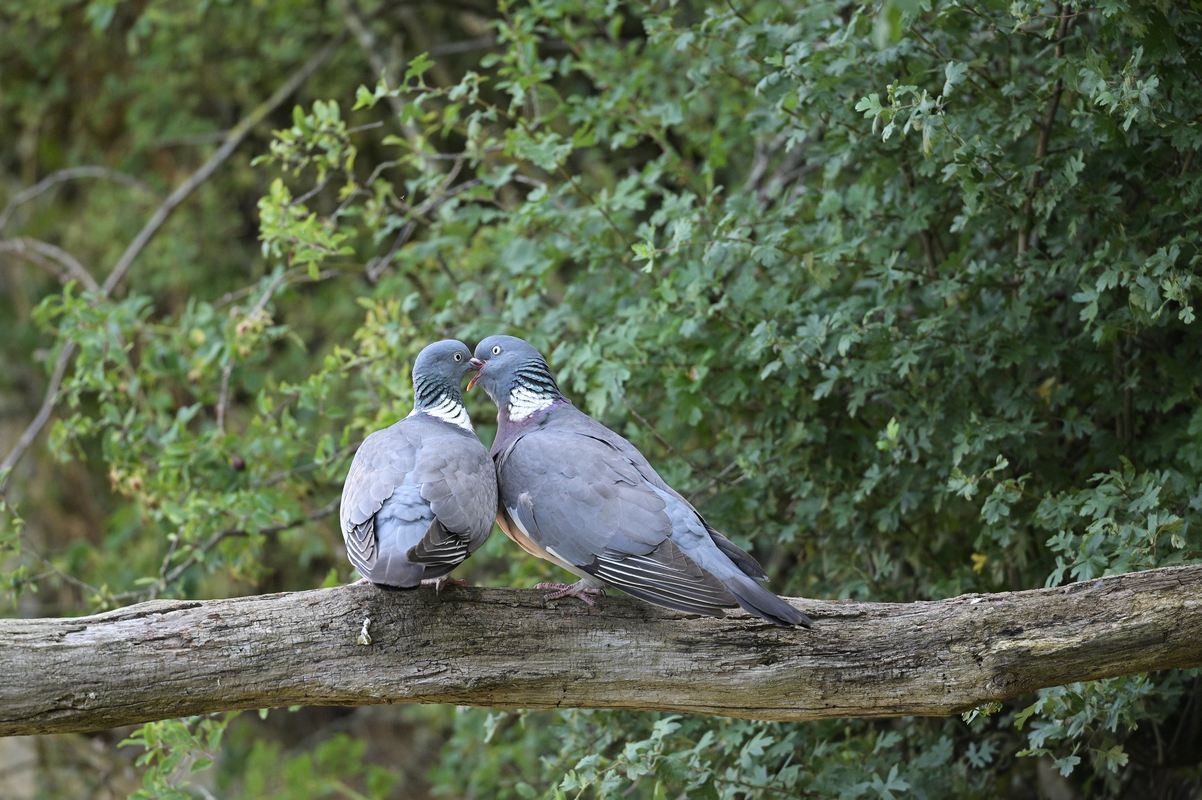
xmin=2 ymin=565 xmax=1200 ymax=736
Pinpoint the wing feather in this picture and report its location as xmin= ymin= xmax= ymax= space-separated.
xmin=498 ymin=427 xmax=738 ymax=615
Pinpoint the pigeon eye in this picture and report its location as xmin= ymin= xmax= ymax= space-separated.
xmin=491 ymin=345 xmax=502 ymax=355
xmin=453 ymin=353 xmax=463 ymax=362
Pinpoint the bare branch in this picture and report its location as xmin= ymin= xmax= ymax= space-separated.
xmin=0 ymin=344 xmax=76 ymax=495
xmin=335 ymin=0 xmax=420 ymax=144
xmin=1 ymin=564 xmax=1200 ymax=736
xmin=0 ymin=166 xmax=150 ymax=232
xmin=215 ymin=363 xmax=235 ymax=433
xmin=0 ymin=238 xmax=99 ymax=291
xmin=212 ymin=266 xmax=342 ymax=311
xmin=366 ymin=156 xmax=469 ymax=282
xmin=429 ymin=36 xmax=497 ymax=57
xmin=1017 ymin=5 xmax=1072 ymax=258
xmin=101 ymin=38 xmax=343 ymax=296
xmin=0 ymin=38 xmax=343 ymax=495
xmin=216 ymin=269 xmax=291 ymax=431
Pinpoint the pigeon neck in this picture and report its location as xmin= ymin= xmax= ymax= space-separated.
xmin=501 ymin=359 xmax=563 ymax=423
xmin=411 ymin=376 xmax=472 ymax=432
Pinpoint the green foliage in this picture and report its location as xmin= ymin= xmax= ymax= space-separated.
xmin=120 ymin=714 xmax=235 ymax=799
xmin=229 ymin=729 xmax=398 ymax=799
xmin=1014 ymin=674 xmax=1185 ymax=793
xmin=3 ymin=0 xmax=1202 ymax=797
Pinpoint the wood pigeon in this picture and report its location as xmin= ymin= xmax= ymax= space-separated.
xmin=467 ymin=335 xmax=812 ymax=627
xmin=339 ymin=339 xmax=496 ymax=588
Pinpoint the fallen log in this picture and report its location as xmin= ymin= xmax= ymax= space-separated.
xmin=2 ymin=565 xmax=1200 ymax=736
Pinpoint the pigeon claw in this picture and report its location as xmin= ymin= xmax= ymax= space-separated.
xmin=536 ymin=581 xmax=605 ymax=608
xmin=422 ymin=575 xmax=470 ymax=593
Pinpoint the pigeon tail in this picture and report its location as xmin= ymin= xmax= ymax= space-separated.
xmin=704 ymin=524 xmax=769 ymax=581
xmin=723 ymin=573 xmax=814 ymax=628
xmin=363 ymin=548 xmax=426 ymax=588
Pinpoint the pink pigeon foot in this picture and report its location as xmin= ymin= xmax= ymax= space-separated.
xmin=536 ymin=580 xmax=606 ymax=607
xmin=422 ymin=575 xmax=470 ymax=593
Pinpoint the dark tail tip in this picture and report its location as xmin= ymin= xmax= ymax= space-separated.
xmin=727 ymin=579 xmax=814 ymax=628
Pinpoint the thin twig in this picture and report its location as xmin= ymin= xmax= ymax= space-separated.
xmin=0 ymin=238 xmax=99 ymax=291
xmin=217 ymin=269 xmax=291 ymax=430
xmin=429 ymin=36 xmax=497 ymax=56
xmin=212 ymin=266 xmax=341 ymax=310
xmin=146 ymin=497 xmax=341 ymax=598
xmin=1017 ymin=5 xmax=1071 ymax=258
xmin=621 ymin=397 xmax=683 ymax=460
xmin=335 ymin=0 xmax=423 ymax=147
xmin=366 ymin=157 xmax=468 ymax=282
xmin=0 ymin=344 xmax=76 ymax=494
xmin=18 ymin=535 xmax=104 ymax=599
xmin=155 ymin=130 xmax=232 ymax=148
xmin=101 ymin=38 xmax=343 ymax=296
xmin=291 ymin=174 xmax=333 ymax=208
xmin=346 ymin=121 xmax=385 ymax=135
xmin=214 ymin=363 xmax=235 ymax=433
xmin=0 ymin=166 xmax=149 ymax=232
xmin=257 ymin=440 xmax=362 ymax=488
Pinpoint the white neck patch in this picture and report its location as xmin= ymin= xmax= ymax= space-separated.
xmin=411 ymin=395 xmax=473 ymax=432
xmin=507 ymin=385 xmax=554 ymax=422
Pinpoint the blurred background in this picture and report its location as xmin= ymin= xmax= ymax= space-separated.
xmin=1 ymin=0 xmax=1201 ymax=797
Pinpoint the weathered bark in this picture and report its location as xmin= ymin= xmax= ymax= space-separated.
xmin=1 ymin=565 xmax=1200 ymax=736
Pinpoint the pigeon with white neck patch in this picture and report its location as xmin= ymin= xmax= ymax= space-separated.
xmin=468 ymin=334 xmax=812 ymax=627
xmin=339 ymin=339 xmax=496 ymax=589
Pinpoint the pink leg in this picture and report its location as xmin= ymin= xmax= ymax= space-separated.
xmin=536 ymin=580 xmax=606 ymax=607
xmin=422 ymin=575 xmax=470 ymax=593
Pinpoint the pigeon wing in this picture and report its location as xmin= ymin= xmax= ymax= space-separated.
xmin=340 ymin=419 xmax=491 ymax=586
xmin=499 ymin=428 xmax=735 ymax=617
xmin=414 ymin=423 xmax=498 ymax=554
xmin=340 ymin=425 xmax=421 ymax=580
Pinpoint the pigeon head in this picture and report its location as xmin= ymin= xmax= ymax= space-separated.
xmin=410 ymin=339 xmax=476 ymax=425
xmin=468 ymin=335 xmax=563 ymax=417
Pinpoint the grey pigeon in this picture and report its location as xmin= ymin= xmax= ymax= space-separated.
xmin=467 ymin=335 xmax=812 ymax=627
xmin=340 ymin=339 xmax=496 ymax=588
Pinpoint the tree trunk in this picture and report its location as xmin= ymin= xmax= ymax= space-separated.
xmin=2 ymin=565 xmax=1200 ymax=736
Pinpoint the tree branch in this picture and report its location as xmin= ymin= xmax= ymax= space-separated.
xmin=101 ymin=37 xmax=342 ymax=296
xmin=0 ymin=238 xmax=99 ymax=291
xmin=0 ymin=38 xmax=342 ymax=495
xmin=0 ymin=343 xmax=77 ymax=493
xmin=1017 ymin=5 xmax=1072 ymax=258
xmin=0 ymin=166 xmax=150 ymax=232
xmin=1 ymin=564 xmax=1199 ymax=736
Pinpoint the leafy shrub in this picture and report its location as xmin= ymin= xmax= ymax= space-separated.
xmin=2 ymin=0 xmax=1200 ymax=796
